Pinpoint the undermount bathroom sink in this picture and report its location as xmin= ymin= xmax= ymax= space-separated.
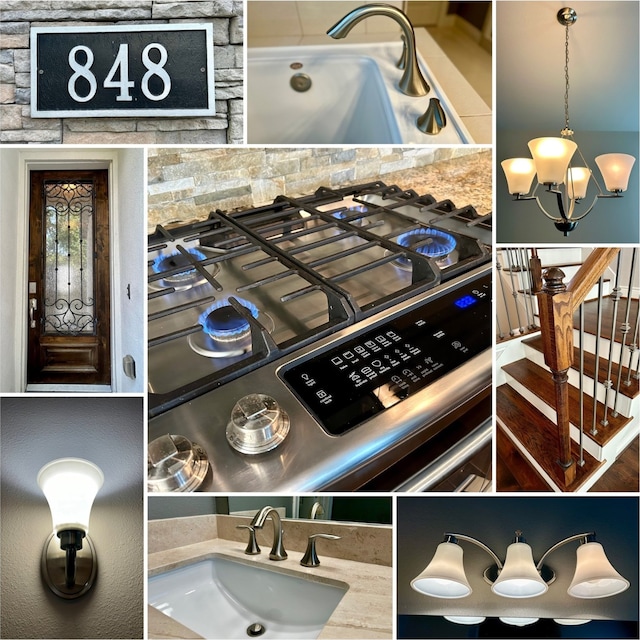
xmin=149 ymin=554 xmax=349 ymax=639
xmin=247 ymin=43 xmax=471 ymax=144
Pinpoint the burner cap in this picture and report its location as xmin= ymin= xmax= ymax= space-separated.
xmin=152 ymin=248 xmax=206 ymax=276
xmin=397 ymin=228 xmax=457 ymax=258
xmin=199 ymin=298 xmax=259 ymax=341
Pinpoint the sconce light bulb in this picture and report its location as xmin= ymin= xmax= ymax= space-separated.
xmin=37 ymin=458 xmax=104 ymax=534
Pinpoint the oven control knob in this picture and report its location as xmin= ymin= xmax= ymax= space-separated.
xmin=147 ymin=433 xmax=210 ymax=492
xmin=226 ymin=393 xmax=290 ymax=455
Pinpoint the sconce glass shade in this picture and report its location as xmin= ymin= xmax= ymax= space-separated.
xmin=501 ymin=158 xmax=537 ymax=195
xmin=444 ymin=616 xmax=486 ymax=625
xmin=491 ymin=542 xmax=548 ymax=598
xmin=595 ymin=153 xmax=636 ymax=192
xmin=410 ymin=542 xmax=472 ymax=598
xmin=566 ymin=167 xmax=591 ymax=200
xmin=37 ymin=458 xmax=104 ymax=534
xmin=567 ymin=542 xmax=630 ymax=598
xmin=528 ymin=137 xmax=578 ymax=184
xmin=554 ymin=619 xmax=591 ymax=625
xmin=499 ymin=617 xmax=539 ymax=627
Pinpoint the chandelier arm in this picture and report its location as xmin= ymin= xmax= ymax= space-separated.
xmin=535 ymin=532 xmax=595 ymax=571
xmin=444 ymin=532 xmax=503 ymax=569
xmin=573 ymin=145 xmax=606 ymax=196
xmin=530 ymin=196 xmax=565 ymax=223
xmin=565 ymin=194 xmax=600 ymax=221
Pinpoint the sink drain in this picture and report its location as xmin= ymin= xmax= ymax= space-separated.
xmin=290 ymin=73 xmax=312 ymax=92
xmin=247 ymin=622 xmax=266 ymax=637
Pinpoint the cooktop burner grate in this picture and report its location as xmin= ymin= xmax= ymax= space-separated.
xmin=148 ymin=181 xmax=491 ymax=416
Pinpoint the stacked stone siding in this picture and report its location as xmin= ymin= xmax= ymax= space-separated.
xmin=147 ymin=146 xmax=478 ymax=229
xmin=0 ymin=0 xmax=243 ymax=144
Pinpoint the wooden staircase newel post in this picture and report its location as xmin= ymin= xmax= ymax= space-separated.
xmin=536 ymin=267 xmax=576 ymax=485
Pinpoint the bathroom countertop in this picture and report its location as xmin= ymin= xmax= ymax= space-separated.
xmin=148 ymin=537 xmax=393 ymax=640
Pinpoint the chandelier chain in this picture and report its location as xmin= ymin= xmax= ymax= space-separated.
xmin=563 ymin=23 xmax=571 ymax=134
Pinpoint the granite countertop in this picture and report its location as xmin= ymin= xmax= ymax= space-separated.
xmin=148 ymin=538 xmax=393 ymax=640
xmin=357 ymin=150 xmax=493 ymax=216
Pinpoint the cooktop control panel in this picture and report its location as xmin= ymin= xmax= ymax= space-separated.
xmin=282 ymin=273 xmax=491 ymax=435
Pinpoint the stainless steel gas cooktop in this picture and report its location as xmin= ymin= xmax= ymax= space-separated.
xmin=147 ymin=181 xmax=492 ymax=492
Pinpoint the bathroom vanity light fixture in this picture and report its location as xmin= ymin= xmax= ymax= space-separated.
xmin=411 ymin=530 xmax=629 ymax=600
xmin=500 ymin=7 xmax=636 ymax=236
xmin=37 ymin=458 xmax=104 ymax=599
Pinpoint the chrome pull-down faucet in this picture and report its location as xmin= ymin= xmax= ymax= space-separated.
xmin=250 ymin=506 xmax=288 ymax=560
xmin=326 ymin=3 xmax=430 ymax=97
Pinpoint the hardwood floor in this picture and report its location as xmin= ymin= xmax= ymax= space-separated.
xmin=497 ymin=436 xmax=639 ymax=492
xmin=589 ymin=437 xmax=639 ymax=492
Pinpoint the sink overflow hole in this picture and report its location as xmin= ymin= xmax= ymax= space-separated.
xmin=290 ymin=73 xmax=312 ymax=92
xmin=247 ymin=623 xmax=266 ymax=637
xmin=290 ymin=62 xmax=303 ymax=69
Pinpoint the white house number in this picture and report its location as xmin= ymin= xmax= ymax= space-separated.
xmin=67 ymin=43 xmax=171 ymax=103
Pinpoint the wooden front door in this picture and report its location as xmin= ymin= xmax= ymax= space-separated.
xmin=28 ymin=170 xmax=111 ymax=385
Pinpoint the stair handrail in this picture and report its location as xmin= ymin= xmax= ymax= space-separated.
xmin=535 ymin=248 xmax=620 ymax=486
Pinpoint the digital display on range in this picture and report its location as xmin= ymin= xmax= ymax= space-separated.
xmin=282 ymin=274 xmax=491 ymax=435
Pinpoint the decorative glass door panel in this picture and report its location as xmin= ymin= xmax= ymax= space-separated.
xmin=28 ymin=170 xmax=110 ymax=385
xmin=44 ymin=181 xmax=95 ymax=335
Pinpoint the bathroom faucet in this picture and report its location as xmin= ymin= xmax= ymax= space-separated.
xmin=310 ymin=502 xmax=324 ymax=519
xmin=327 ymin=3 xmax=430 ymax=97
xmin=250 ymin=506 xmax=288 ymax=560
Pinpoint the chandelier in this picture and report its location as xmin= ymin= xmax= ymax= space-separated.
xmin=501 ymin=7 xmax=636 ymax=236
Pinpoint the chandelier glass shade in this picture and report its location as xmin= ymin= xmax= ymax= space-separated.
xmin=500 ymin=7 xmax=636 ymax=235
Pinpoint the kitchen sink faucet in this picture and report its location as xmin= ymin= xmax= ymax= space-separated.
xmin=326 ymin=3 xmax=430 ymax=97
xmin=250 ymin=506 xmax=288 ymax=560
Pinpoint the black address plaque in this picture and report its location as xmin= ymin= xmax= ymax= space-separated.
xmin=31 ymin=25 xmax=215 ymax=117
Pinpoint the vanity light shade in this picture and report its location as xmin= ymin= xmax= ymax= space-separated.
xmin=501 ymin=158 xmax=537 ymax=195
xmin=566 ymin=167 xmax=591 ymax=200
xmin=499 ymin=617 xmax=539 ymax=627
xmin=595 ymin=153 xmax=636 ymax=192
xmin=491 ymin=542 xmax=548 ymax=598
xmin=37 ymin=458 xmax=104 ymax=534
xmin=554 ymin=619 xmax=591 ymax=625
xmin=410 ymin=542 xmax=472 ymax=598
xmin=528 ymin=137 xmax=578 ymax=185
xmin=444 ymin=615 xmax=486 ymax=625
xmin=567 ymin=542 xmax=630 ymax=598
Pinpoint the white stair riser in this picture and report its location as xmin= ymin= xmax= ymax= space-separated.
xmin=523 ymin=344 xmax=634 ymax=417
xmin=575 ymin=329 xmax=640 ymax=368
xmin=535 ymin=248 xmax=584 ymax=264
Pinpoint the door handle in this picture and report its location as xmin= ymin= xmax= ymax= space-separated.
xmin=29 ymin=298 xmax=37 ymax=328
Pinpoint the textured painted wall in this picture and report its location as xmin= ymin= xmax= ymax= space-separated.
xmin=0 ymin=0 xmax=243 ymax=144
xmin=0 ymin=397 xmax=144 ymax=639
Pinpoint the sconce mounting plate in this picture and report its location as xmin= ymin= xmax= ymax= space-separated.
xmin=482 ymin=563 xmax=556 ymax=586
xmin=42 ymin=532 xmax=97 ymax=599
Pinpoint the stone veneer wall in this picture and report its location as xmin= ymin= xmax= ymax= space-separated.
xmin=148 ymin=146 xmax=478 ymax=229
xmin=0 ymin=0 xmax=243 ymax=144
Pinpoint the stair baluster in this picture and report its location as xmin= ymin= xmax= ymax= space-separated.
xmin=602 ymin=253 xmax=623 ymax=427
xmin=612 ymin=249 xmax=637 ymax=417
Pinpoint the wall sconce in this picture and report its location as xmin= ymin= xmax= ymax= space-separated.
xmin=500 ymin=7 xmax=636 ymax=236
xmin=37 ymin=458 xmax=104 ymax=599
xmin=411 ymin=530 xmax=629 ymax=600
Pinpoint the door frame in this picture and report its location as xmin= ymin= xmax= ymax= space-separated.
xmin=16 ymin=150 xmax=122 ymax=392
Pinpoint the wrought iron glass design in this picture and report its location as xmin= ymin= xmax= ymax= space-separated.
xmin=43 ymin=180 xmax=95 ymax=334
